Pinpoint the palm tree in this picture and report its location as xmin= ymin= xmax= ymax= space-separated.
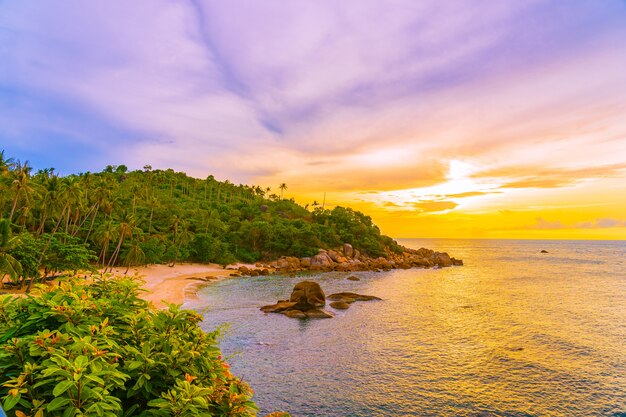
xmin=169 ymin=219 xmax=192 ymax=267
xmin=0 ymin=150 xmax=15 ymax=177
xmin=37 ymin=175 xmax=62 ymax=235
xmin=123 ymin=239 xmax=145 ymax=274
xmin=59 ymin=177 xmax=83 ymax=236
xmin=83 ymin=184 xmax=111 ymax=243
xmin=279 ymin=183 xmax=288 ymax=200
xmin=106 ymin=212 xmax=138 ymax=272
xmin=8 ymin=160 xmax=34 ymax=223
xmin=0 ymin=219 xmax=22 ymax=286
xmin=94 ymin=219 xmax=117 ymax=267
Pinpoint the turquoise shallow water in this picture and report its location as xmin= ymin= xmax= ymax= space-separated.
xmin=190 ymin=239 xmax=626 ymax=416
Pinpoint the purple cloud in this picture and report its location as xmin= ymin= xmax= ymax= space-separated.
xmin=1 ymin=0 xmax=625 ymax=189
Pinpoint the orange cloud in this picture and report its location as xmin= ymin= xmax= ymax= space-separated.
xmin=473 ymin=163 xmax=626 ymax=189
xmin=413 ymin=200 xmax=458 ymax=213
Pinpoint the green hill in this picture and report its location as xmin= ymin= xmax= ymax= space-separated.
xmin=0 ymin=152 xmax=401 ymax=289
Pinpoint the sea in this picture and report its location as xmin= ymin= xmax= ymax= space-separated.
xmin=188 ymin=239 xmax=626 ymax=416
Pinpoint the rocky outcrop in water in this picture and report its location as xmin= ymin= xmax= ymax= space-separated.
xmin=327 ymin=292 xmax=382 ymax=310
xmin=260 ymin=282 xmax=383 ymax=318
xmin=261 ymin=281 xmax=333 ymax=319
xmin=235 ymin=244 xmax=463 ymax=277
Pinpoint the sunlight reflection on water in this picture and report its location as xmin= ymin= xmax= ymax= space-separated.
xmin=191 ymin=239 xmax=626 ymax=416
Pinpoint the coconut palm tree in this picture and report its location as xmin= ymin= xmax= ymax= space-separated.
xmin=106 ymin=212 xmax=138 ymax=272
xmin=8 ymin=160 xmax=34 ymax=223
xmin=279 ymin=183 xmax=287 ymax=200
xmin=123 ymin=239 xmax=145 ymax=274
xmin=94 ymin=219 xmax=117 ymax=268
xmin=0 ymin=150 xmax=15 ymax=177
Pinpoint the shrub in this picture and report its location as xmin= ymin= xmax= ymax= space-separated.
xmin=0 ymin=277 xmax=258 ymax=416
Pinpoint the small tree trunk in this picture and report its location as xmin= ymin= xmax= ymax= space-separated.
xmin=8 ymin=188 xmax=20 ymax=223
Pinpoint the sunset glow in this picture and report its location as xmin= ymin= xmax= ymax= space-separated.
xmin=2 ymin=1 xmax=625 ymax=239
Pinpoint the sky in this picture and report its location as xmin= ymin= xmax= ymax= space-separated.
xmin=1 ymin=0 xmax=625 ymax=239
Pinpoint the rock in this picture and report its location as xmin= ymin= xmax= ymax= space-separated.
xmin=343 ymin=243 xmax=354 ymax=258
xmin=300 ymin=257 xmax=311 ymax=268
xmin=284 ymin=310 xmax=307 ymax=319
xmin=310 ymin=252 xmax=334 ymax=267
xmin=260 ymin=301 xmax=297 ymax=313
xmin=304 ymin=309 xmax=334 ymax=319
xmin=346 ymin=275 xmax=360 ymax=281
xmin=434 ymin=252 xmax=453 ymax=267
xmin=541 ymin=250 xmax=548 ymax=253
xmin=289 ymin=281 xmax=326 ymax=309
xmin=330 ymin=301 xmax=351 ymax=310
xmin=327 ymin=250 xmax=342 ymax=263
xmin=451 ymin=258 xmax=464 ymax=266
xmin=327 ymin=292 xmax=382 ymax=303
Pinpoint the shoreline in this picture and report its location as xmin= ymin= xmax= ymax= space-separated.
xmin=119 ymin=263 xmax=234 ymax=309
xmin=107 ymin=245 xmax=464 ymax=308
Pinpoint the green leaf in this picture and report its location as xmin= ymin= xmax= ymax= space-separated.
xmin=3 ymin=393 xmax=20 ymax=411
xmin=53 ymin=380 xmax=74 ymax=396
xmin=147 ymin=398 xmax=168 ymax=408
xmin=84 ymin=374 xmax=105 ymax=385
xmin=75 ymin=355 xmax=88 ymax=368
xmin=47 ymin=396 xmax=71 ymax=411
xmin=126 ymin=360 xmax=143 ymax=371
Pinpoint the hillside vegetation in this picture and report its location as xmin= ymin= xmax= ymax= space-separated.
xmin=0 ymin=152 xmax=401 ymax=290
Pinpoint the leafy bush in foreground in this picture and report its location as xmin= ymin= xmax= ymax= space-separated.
xmin=0 ymin=277 xmax=258 ymax=416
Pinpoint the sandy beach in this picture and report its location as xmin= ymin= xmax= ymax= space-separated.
xmin=112 ymin=263 xmax=233 ymax=309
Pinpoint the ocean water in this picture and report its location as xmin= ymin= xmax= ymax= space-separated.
xmin=190 ymin=239 xmax=626 ymax=416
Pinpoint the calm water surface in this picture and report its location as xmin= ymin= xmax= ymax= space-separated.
xmin=189 ymin=239 xmax=626 ymax=416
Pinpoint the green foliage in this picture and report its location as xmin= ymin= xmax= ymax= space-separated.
xmin=0 ymin=151 xmax=402 ymax=278
xmin=43 ymin=234 xmax=97 ymax=274
xmin=0 ymin=219 xmax=23 ymax=284
xmin=0 ymin=277 xmax=258 ymax=416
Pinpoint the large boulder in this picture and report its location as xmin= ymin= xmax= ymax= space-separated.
xmin=310 ymin=252 xmax=334 ymax=267
xmin=343 ymin=243 xmax=354 ymax=258
xmin=259 ymin=282 xmax=334 ymax=319
xmin=327 ymin=250 xmax=348 ymax=263
xmin=434 ymin=252 xmax=453 ymax=267
xmin=289 ymin=281 xmax=326 ymax=310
